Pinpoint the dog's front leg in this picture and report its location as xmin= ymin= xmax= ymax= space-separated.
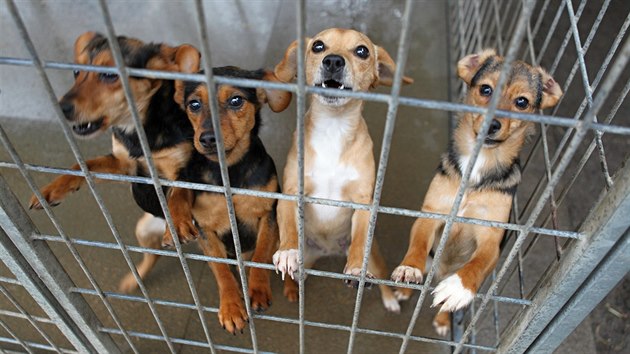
xmin=197 ymin=230 xmax=248 ymax=335
xmin=272 ymin=185 xmax=300 ymax=281
xmin=248 ymin=211 xmax=277 ymax=312
xmin=344 ymin=193 xmax=375 ymax=287
xmin=162 ymin=187 xmax=198 ymax=247
xmin=29 ymin=154 xmax=134 ymax=209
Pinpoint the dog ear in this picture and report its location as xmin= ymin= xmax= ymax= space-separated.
xmin=74 ymin=31 xmax=100 ymax=64
xmin=257 ymin=70 xmax=292 ymax=112
xmin=457 ymin=49 xmax=497 ymax=85
xmin=538 ymin=68 xmax=562 ymax=109
xmin=274 ymin=38 xmax=310 ymax=82
xmin=172 ymin=45 xmax=200 ymax=107
xmin=375 ymin=46 xmax=413 ymax=87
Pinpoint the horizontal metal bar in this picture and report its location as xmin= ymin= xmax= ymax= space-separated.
xmin=0 ymin=162 xmax=582 ymax=240
xmin=71 ymin=287 xmax=496 ymax=352
xmin=0 ymin=336 xmax=77 ymax=354
xmin=1 ymin=60 xmax=629 ymax=136
xmin=0 ymin=309 xmax=54 ymax=325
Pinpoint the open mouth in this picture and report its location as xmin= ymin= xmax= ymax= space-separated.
xmin=315 ymin=79 xmax=352 ymax=91
xmin=72 ymin=117 xmax=105 ymax=136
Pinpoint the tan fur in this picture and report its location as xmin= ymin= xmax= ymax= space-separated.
xmin=392 ymin=49 xmax=562 ymax=335
xmin=273 ymin=28 xmax=413 ymax=312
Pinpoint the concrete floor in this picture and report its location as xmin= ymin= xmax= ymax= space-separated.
xmin=1 ymin=0 xmax=628 ymax=353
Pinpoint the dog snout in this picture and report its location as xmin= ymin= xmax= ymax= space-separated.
xmin=59 ymin=100 xmax=74 ymax=119
xmin=488 ymin=119 xmax=501 ymax=135
xmin=322 ymin=55 xmax=345 ymax=73
xmin=199 ymin=132 xmax=216 ymax=148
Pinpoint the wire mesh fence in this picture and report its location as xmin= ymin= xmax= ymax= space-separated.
xmin=0 ymin=0 xmax=629 ymax=353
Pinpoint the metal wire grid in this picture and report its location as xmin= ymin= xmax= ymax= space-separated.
xmin=0 ymin=0 xmax=628 ymax=353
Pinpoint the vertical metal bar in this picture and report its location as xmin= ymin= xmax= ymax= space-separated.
xmin=499 ymin=155 xmax=630 ymax=353
xmin=191 ymin=0 xmax=258 ymax=351
xmin=295 ymin=1 xmax=307 ymax=353
xmin=455 ymin=34 xmax=630 ymax=354
xmin=528 ymin=229 xmax=630 ymax=353
xmin=0 ymin=221 xmax=98 ymax=353
xmin=0 ymin=284 xmax=62 ymax=352
xmin=345 ymin=1 xmax=416 ymax=353
xmin=0 ymin=318 xmax=33 ymax=354
xmin=398 ymin=2 xmax=538 ymax=353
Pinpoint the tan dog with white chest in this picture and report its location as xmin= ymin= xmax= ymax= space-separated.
xmin=271 ymin=28 xmax=413 ymax=312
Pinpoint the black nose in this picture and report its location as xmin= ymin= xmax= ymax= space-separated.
xmin=60 ymin=101 xmax=74 ymax=118
xmin=322 ymin=55 xmax=345 ymax=73
xmin=199 ymin=132 xmax=216 ymax=148
xmin=488 ymin=119 xmax=501 ymax=135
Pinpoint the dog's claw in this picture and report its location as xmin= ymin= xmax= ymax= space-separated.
xmin=272 ymin=249 xmax=299 ymax=281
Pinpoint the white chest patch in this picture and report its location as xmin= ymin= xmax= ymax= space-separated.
xmin=306 ymin=114 xmax=359 ymax=233
xmin=458 ymin=153 xmax=486 ymax=186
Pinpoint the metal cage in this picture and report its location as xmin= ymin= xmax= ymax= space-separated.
xmin=0 ymin=0 xmax=629 ymax=353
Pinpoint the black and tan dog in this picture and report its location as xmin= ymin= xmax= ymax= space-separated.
xmin=271 ymin=28 xmax=413 ymax=313
xmin=160 ymin=48 xmax=292 ymax=333
xmin=28 ymin=31 xmax=199 ymax=289
xmin=391 ymin=49 xmax=562 ymax=335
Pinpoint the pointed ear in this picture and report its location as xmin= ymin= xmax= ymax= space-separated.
xmin=74 ymin=31 xmax=99 ymax=64
xmin=274 ymin=38 xmax=310 ymax=83
xmin=257 ymin=71 xmax=292 ymax=112
xmin=172 ymin=45 xmax=200 ymax=107
xmin=375 ymin=46 xmax=413 ymax=87
xmin=457 ymin=49 xmax=497 ymax=85
xmin=538 ymin=68 xmax=562 ymax=109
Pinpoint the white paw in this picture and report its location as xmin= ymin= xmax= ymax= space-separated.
xmin=272 ymin=249 xmax=299 ymax=280
xmin=382 ymin=296 xmax=401 ymax=314
xmin=391 ymin=265 xmax=423 ymax=284
xmin=433 ymin=319 xmax=450 ymax=337
xmin=431 ymin=274 xmax=474 ymax=312
xmin=394 ymin=288 xmax=412 ymax=301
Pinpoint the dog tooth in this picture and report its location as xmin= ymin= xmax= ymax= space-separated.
xmin=87 ymin=122 xmax=91 ymax=129
xmin=340 ymin=85 xmax=345 ymax=90
xmin=322 ymin=82 xmax=327 ymax=88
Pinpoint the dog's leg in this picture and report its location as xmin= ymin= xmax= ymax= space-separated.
xmin=344 ymin=208 xmax=374 ymax=282
xmin=391 ymin=216 xmax=443 ymax=301
xmin=197 ymin=229 xmax=248 ymax=334
xmin=162 ymin=187 xmax=198 ymax=247
xmin=367 ymin=240 xmax=400 ymax=313
xmin=248 ymin=212 xmax=277 ymax=312
xmin=432 ymin=310 xmax=451 ymax=337
xmin=282 ymin=249 xmax=318 ymax=302
xmin=432 ymin=226 xmax=502 ymax=312
xmin=119 ymin=213 xmax=165 ymax=293
xmin=29 ymin=154 xmax=133 ymax=209
xmin=272 ymin=189 xmax=299 ymax=280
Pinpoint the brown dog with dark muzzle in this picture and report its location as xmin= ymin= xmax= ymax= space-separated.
xmin=392 ymin=49 xmax=562 ymax=335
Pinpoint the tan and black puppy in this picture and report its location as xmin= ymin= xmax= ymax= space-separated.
xmin=27 ymin=32 xmax=199 ymax=291
xmin=160 ymin=49 xmax=292 ymax=334
xmin=391 ymin=49 xmax=562 ymax=335
xmin=271 ymin=28 xmax=413 ymax=313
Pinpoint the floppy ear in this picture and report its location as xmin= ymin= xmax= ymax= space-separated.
xmin=375 ymin=46 xmax=413 ymax=87
xmin=274 ymin=38 xmax=310 ymax=83
xmin=538 ymin=68 xmax=562 ymax=109
xmin=74 ymin=31 xmax=99 ymax=64
xmin=257 ymin=71 xmax=292 ymax=112
xmin=173 ymin=45 xmax=201 ymax=106
xmin=457 ymin=48 xmax=497 ymax=85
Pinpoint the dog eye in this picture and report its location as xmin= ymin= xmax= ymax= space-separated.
xmin=188 ymin=100 xmax=202 ymax=112
xmin=228 ymin=96 xmax=244 ymax=109
xmin=515 ymin=97 xmax=529 ymax=109
xmin=99 ymin=72 xmax=119 ymax=83
xmin=479 ymin=84 xmax=493 ymax=97
xmin=312 ymin=40 xmax=325 ymax=53
xmin=355 ymin=45 xmax=369 ymax=59
xmin=73 ymin=69 xmax=80 ymax=78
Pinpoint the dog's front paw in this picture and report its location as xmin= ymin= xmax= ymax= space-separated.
xmin=394 ymin=287 xmax=414 ymax=302
xmin=431 ymin=274 xmax=474 ymax=312
xmin=218 ymin=299 xmax=249 ymax=335
xmin=29 ymin=176 xmax=81 ymax=209
xmin=283 ymin=278 xmax=299 ymax=302
xmin=248 ymin=277 xmax=272 ymax=312
xmin=118 ymin=273 xmax=139 ymax=294
xmin=391 ymin=265 xmax=423 ymax=284
xmin=272 ymin=249 xmax=299 ymax=280
xmin=162 ymin=219 xmax=198 ymax=247
xmin=343 ymin=266 xmax=374 ymax=289
xmin=432 ymin=311 xmax=451 ymax=337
